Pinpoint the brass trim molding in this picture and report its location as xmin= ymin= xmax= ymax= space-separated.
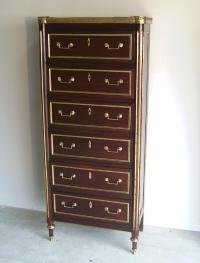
xmin=38 ymin=16 xmax=152 ymax=24
xmin=39 ymin=28 xmax=50 ymax=218
xmin=53 ymin=193 xmax=130 ymax=223
xmin=133 ymin=29 xmax=143 ymax=230
xmin=49 ymin=68 xmax=132 ymax=96
xmin=48 ymin=33 xmax=132 ymax=60
xmin=50 ymin=101 xmax=131 ymax=130
xmin=51 ymin=134 xmax=131 ymax=162
xmin=51 ymin=165 xmax=130 ymax=194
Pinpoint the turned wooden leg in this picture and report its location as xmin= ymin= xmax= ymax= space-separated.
xmin=47 ymin=219 xmax=55 ymax=241
xmin=47 ymin=223 xmax=55 ymax=241
xmin=131 ymin=231 xmax=139 ymax=254
xmin=139 ymin=215 xmax=144 ymax=232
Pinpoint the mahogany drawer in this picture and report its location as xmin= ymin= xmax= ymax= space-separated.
xmin=49 ymin=68 xmax=133 ymax=97
xmin=48 ymin=33 xmax=133 ymax=60
xmin=51 ymin=165 xmax=130 ymax=194
xmin=51 ymin=134 xmax=130 ymax=162
xmin=53 ymin=193 xmax=129 ymax=223
xmin=50 ymin=102 xmax=131 ymax=130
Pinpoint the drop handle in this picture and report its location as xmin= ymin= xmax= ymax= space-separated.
xmin=105 ymin=178 xmax=122 ymax=185
xmin=60 ymin=173 xmax=76 ymax=180
xmin=56 ymin=42 xmax=74 ymax=49
xmin=104 ymin=78 xmax=123 ymax=86
xmin=61 ymin=201 xmax=77 ymax=209
xmin=57 ymin=76 xmax=75 ymax=84
xmin=58 ymin=110 xmax=75 ymax=118
xmin=104 ymin=207 xmax=122 ymax=215
xmin=59 ymin=142 xmax=76 ymax=150
xmin=104 ymin=42 xmax=123 ymax=50
xmin=104 ymin=113 xmax=123 ymax=121
xmin=104 ymin=146 xmax=123 ymax=153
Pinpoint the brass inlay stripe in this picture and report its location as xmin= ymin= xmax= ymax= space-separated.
xmin=48 ymin=33 xmax=132 ymax=60
xmin=51 ymin=165 xmax=130 ymax=194
xmin=51 ymin=134 xmax=131 ymax=162
xmin=49 ymin=68 xmax=132 ymax=96
xmin=53 ymin=193 xmax=129 ymax=223
xmin=40 ymin=29 xmax=50 ymax=218
xmin=141 ymin=31 xmax=150 ymax=222
xmin=133 ymin=29 xmax=143 ymax=230
xmin=133 ymin=31 xmax=139 ymax=230
xmin=50 ymin=101 xmax=131 ymax=130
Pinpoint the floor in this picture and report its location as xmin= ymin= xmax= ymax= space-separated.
xmin=0 ymin=206 xmax=199 ymax=263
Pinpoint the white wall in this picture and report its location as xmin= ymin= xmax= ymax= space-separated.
xmin=0 ymin=0 xmax=199 ymax=231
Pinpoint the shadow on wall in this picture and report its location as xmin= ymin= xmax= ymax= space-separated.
xmin=25 ymin=17 xmax=45 ymax=210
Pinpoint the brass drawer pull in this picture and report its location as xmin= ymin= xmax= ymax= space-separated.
xmin=59 ymin=142 xmax=76 ymax=150
xmin=56 ymin=42 xmax=74 ymax=49
xmin=104 ymin=207 xmax=122 ymax=215
xmin=104 ymin=113 xmax=123 ymax=121
xmin=58 ymin=110 xmax=75 ymax=118
xmin=57 ymin=76 xmax=75 ymax=84
xmin=61 ymin=201 xmax=77 ymax=208
xmin=104 ymin=78 xmax=123 ymax=86
xmin=60 ymin=173 xmax=76 ymax=180
xmin=105 ymin=178 xmax=122 ymax=185
xmin=104 ymin=42 xmax=123 ymax=50
xmin=104 ymin=146 xmax=123 ymax=153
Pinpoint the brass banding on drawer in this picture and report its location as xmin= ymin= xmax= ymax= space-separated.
xmin=50 ymin=102 xmax=131 ymax=130
xmin=48 ymin=33 xmax=133 ymax=60
xmin=51 ymin=165 xmax=130 ymax=194
xmin=51 ymin=134 xmax=130 ymax=162
xmin=53 ymin=193 xmax=130 ymax=223
xmin=49 ymin=68 xmax=132 ymax=96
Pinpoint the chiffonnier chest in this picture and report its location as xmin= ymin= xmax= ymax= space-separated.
xmin=38 ymin=16 xmax=152 ymax=253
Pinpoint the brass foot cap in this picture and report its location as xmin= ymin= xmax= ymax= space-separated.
xmin=47 ymin=224 xmax=55 ymax=230
xmin=49 ymin=236 xmax=54 ymax=241
xmin=132 ymin=249 xmax=137 ymax=255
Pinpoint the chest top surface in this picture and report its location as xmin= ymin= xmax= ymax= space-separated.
xmin=38 ymin=16 xmax=152 ymax=25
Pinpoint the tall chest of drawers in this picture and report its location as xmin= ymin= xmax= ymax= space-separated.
xmin=38 ymin=16 xmax=152 ymax=253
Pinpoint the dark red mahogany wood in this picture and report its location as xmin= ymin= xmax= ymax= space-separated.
xmin=54 ymin=193 xmax=129 ymax=223
xmin=52 ymin=165 xmax=130 ymax=194
xmin=49 ymin=34 xmax=133 ymax=60
xmin=50 ymin=102 xmax=131 ymax=130
xmin=51 ymin=134 xmax=130 ymax=162
xmin=49 ymin=68 xmax=133 ymax=97
xmin=39 ymin=16 xmax=151 ymax=253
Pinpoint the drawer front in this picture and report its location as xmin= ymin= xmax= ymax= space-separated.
xmin=51 ymin=165 xmax=130 ymax=194
xmin=51 ymin=134 xmax=130 ymax=162
xmin=53 ymin=193 xmax=129 ymax=223
xmin=50 ymin=102 xmax=131 ymax=130
xmin=49 ymin=68 xmax=132 ymax=96
xmin=48 ymin=34 xmax=132 ymax=60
